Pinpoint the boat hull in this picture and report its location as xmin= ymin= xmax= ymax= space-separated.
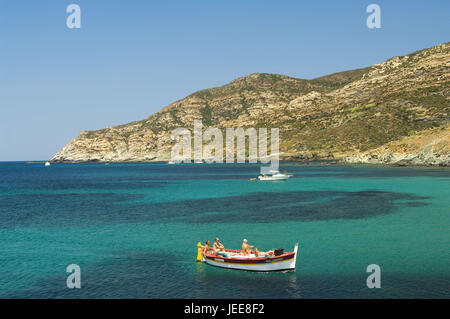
xmin=258 ymin=175 xmax=291 ymax=181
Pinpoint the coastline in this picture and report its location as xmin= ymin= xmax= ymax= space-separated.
xmin=46 ymin=158 xmax=450 ymax=168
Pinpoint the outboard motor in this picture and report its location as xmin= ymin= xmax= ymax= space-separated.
xmin=274 ymin=248 xmax=284 ymax=256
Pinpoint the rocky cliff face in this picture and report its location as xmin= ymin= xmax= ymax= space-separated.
xmin=52 ymin=42 xmax=450 ymax=166
xmin=343 ymin=125 xmax=450 ymax=166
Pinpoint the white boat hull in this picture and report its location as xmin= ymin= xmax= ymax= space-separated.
xmin=258 ymin=174 xmax=291 ymax=181
xmin=203 ymin=256 xmax=297 ymax=272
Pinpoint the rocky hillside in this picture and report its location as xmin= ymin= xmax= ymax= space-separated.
xmin=52 ymin=42 xmax=450 ymax=166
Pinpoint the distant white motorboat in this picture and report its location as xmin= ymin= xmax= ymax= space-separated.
xmin=168 ymin=160 xmax=175 ymax=164
xmin=258 ymin=170 xmax=292 ymax=181
xmin=45 ymin=162 xmax=51 ymax=166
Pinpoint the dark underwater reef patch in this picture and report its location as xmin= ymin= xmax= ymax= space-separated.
xmin=0 ymin=190 xmax=429 ymax=228
xmin=2 ymin=249 xmax=447 ymax=299
xmin=0 ymin=193 xmax=146 ymax=228
xmin=0 ymin=251 xmax=183 ymax=298
xmin=0 ymin=251 xmax=202 ymax=299
xmin=145 ymin=190 xmax=430 ymax=223
xmin=0 ymin=177 xmax=167 ymax=192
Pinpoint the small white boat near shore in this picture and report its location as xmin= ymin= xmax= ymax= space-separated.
xmin=45 ymin=161 xmax=51 ymax=167
xmin=258 ymin=170 xmax=292 ymax=181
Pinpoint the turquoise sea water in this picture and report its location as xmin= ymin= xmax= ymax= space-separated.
xmin=0 ymin=162 xmax=448 ymax=298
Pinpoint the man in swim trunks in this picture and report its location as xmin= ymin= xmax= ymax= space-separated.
xmin=254 ymin=248 xmax=274 ymax=257
xmin=202 ymin=240 xmax=213 ymax=256
xmin=242 ymin=239 xmax=256 ymax=256
xmin=213 ymin=237 xmax=225 ymax=253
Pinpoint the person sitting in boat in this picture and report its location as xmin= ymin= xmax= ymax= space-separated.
xmin=254 ymin=248 xmax=274 ymax=257
xmin=202 ymin=240 xmax=213 ymax=256
xmin=213 ymin=238 xmax=230 ymax=257
xmin=213 ymin=238 xmax=225 ymax=253
xmin=242 ymin=239 xmax=256 ymax=256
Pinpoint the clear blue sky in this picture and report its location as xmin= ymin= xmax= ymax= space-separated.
xmin=1 ymin=0 xmax=449 ymax=160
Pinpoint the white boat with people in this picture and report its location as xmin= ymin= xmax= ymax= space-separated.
xmin=258 ymin=170 xmax=292 ymax=181
xmin=197 ymin=238 xmax=299 ymax=272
